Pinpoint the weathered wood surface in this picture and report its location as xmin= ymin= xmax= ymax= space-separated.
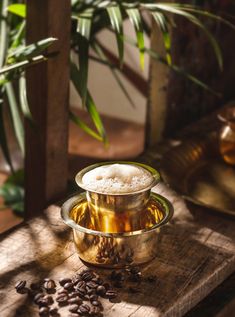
xmin=25 ymin=0 xmax=71 ymax=216
xmin=0 ymin=183 xmax=235 ymax=317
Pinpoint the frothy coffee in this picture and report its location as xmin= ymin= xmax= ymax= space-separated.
xmin=82 ymin=163 xmax=153 ymax=194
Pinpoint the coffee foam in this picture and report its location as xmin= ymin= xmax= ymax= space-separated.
xmin=82 ymin=163 xmax=153 ymax=194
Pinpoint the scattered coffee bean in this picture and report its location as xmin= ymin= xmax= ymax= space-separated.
xmin=39 ymin=306 xmax=49 ymax=316
xmin=43 ymin=279 xmax=56 ymax=292
xmin=92 ymin=277 xmax=102 ymax=284
xmin=49 ymin=307 xmax=58 ymax=316
xmin=81 ymin=270 xmax=94 ymax=281
xmin=76 ymin=280 xmax=86 ymax=289
xmin=89 ymin=294 xmax=98 ymax=301
xmin=55 ymin=293 xmax=68 ymax=306
xmin=96 ymin=285 xmax=106 ymax=296
xmin=34 ymin=293 xmax=44 ymax=304
xmin=87 ymin=288 xmax=96 ymax=295
xmin=79 ymin=303 xmax=90 ymax=314
xmin=64 ymin=282 xmax=74 ymax=291
xmin=15 ymin=280 xmax=26 ymax=293
xmin=43 ymin=295 xmax=54 ymax=305
xmin=105 ymin=289 xmax=117 ymax=299
xmin=86 ymin=281 xmax=98 ymax=289
xmin=57 ymin=288 xmax=68 ymax=295
xmin=69 ymin=304 xmax=79 ymax=313
xmin=59 ymin=277 xmax=72 ymax=287
xmin=68 ymin=297 xmax=82 ymax=305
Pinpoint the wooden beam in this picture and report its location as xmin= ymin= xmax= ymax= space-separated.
xmin=25 ymin=0 xmax=71 ymax=216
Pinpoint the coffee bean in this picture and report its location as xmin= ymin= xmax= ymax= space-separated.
xmin=68 ymin=297 xmax=82 ymax=305
xmin=43 ymin=295 xmax=54 ymax=305
xmin=79 ymin=303 xmax=90 ymax=314
xmin=86 ymin=281 xmax=98 ymax=289
xmin=105 ymin=289 xmax=117 ymax=299
xmin=87 ymin=288 xmax=96 ymax=295
xmin=58 ymin=288 xmax=68 ymax=295
xmin=64 ymin=282 xmax=74 ymax=291
xmin=76 ymin=281 xmax=86 ymax=289
xmin=34 ymin=293 xmax=44 ymax=304
xmin=91 ymin=300 xmax=101 ymax=306
xmin=92 ymin=277 xmax=102 ymax=284
xmin=49 ymin=307 xmax=58 ymax=316
xmin=102 ymin=282 xmax=111 ymax=290
xmin=56 ymin=293 xmax=68 ymax=306
xmin=81 ymin=269 xmax=94 ymax=282
xmin=69 ymin=304 xmax=79 ymax=313
xmin=96 ymin=285 xmax=106 ymax=296
xmin=59 ymin=277 xmax=72 ymax=286
xmin=70 ymin=291 xmax=82 ymax=298
xmin=15 ymin=280 xmax=26 ymax=292
xmin=39 ymin=306 xmax=49 ymax=316
xmin=43 ymin=279 xmax=56 ymax=292
xmin=89 ymin=294 xmax=98 ymax=301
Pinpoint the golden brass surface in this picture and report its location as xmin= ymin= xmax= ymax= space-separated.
xmin=61 ymin=192 xmax=173 ymax=268
xmin=161 ymin=133 xmax=235 ymax=217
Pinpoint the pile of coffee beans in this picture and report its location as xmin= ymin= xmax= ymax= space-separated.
xmin=15 ymin=266 xmax=157 ymax=316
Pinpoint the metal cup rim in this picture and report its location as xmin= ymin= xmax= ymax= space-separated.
xmin=75 ymin=161 xmax=161 ymax=196
xmin=61 ymin=192 xmax=173 ymax=237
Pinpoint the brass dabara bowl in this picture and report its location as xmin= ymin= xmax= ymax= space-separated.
xmin=61 ymin=162 xmax=173 ymax=268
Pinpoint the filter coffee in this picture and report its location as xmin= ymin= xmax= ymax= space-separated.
xmin=82 ymin=163 xmax=153 ymax=194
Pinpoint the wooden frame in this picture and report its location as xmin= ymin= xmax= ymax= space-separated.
xmin=25 ymin=0 xmax=71 ymax=216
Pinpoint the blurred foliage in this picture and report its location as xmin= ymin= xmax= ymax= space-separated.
xmin=0 ymin=0 xmax=234 ymax=215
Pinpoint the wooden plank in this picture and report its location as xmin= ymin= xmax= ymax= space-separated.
xmin=25 ymin=0 xmax=71 ymax=216
xmin=0 ymin=183 xmax=234 ymax=317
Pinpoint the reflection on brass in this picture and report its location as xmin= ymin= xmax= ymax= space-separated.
xmin=61 ymin=192 xmax=173 ymax=268
xmin=218 ymin=106 xmax=235 ymax=165
xmin=161 ymin=134 xmax=235 ymax=217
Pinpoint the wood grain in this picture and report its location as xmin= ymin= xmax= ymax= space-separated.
xmin=0 ymin=183 xmax=234 ymax=317
xmin=25 ymin=0 xmax=71 ymax=216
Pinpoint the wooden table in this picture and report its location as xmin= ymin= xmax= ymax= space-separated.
xmin=0 ymin=183 xmax=235 ymax=317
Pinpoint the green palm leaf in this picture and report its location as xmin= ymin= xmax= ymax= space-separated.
xmin=7 ymin=3 xmax=26 ymax=18
xmin=144 ymin=3 xmax=223 ymax=70
xmin=107 ymin=5 xmax=124 ymax=66
xmin=5 ymin=82 xmax=25 ymax=155
xmin=69 ymin=110 xmax=103 ymax=142
xmin=0 ymin=98 xmax=13 ymax=172
xmin=126 ymin=8 xmax=145 ymax=70
xmin=151 ymin=11 xmax=171 ymax=65
xmin=71 ymin=61 xmax=107 ymax=143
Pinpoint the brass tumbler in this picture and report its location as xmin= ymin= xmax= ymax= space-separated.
xmin=75 ymin=161 xmax=161 ymax=233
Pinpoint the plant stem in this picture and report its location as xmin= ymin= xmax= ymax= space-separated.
xmin=0 ymin=0 xmax=8 ymax=68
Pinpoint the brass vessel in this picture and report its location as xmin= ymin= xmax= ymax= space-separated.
xmin=61 ymin=192 xmax=173 ymax=267
xmin=75 ymin=161 xmax=161 ymax=232
xmin=61 ymin=162 xmax=173 ymax=267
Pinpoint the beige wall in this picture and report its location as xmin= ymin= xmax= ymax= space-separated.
xmin=70 ymin=22 xmax=150 ymax=124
